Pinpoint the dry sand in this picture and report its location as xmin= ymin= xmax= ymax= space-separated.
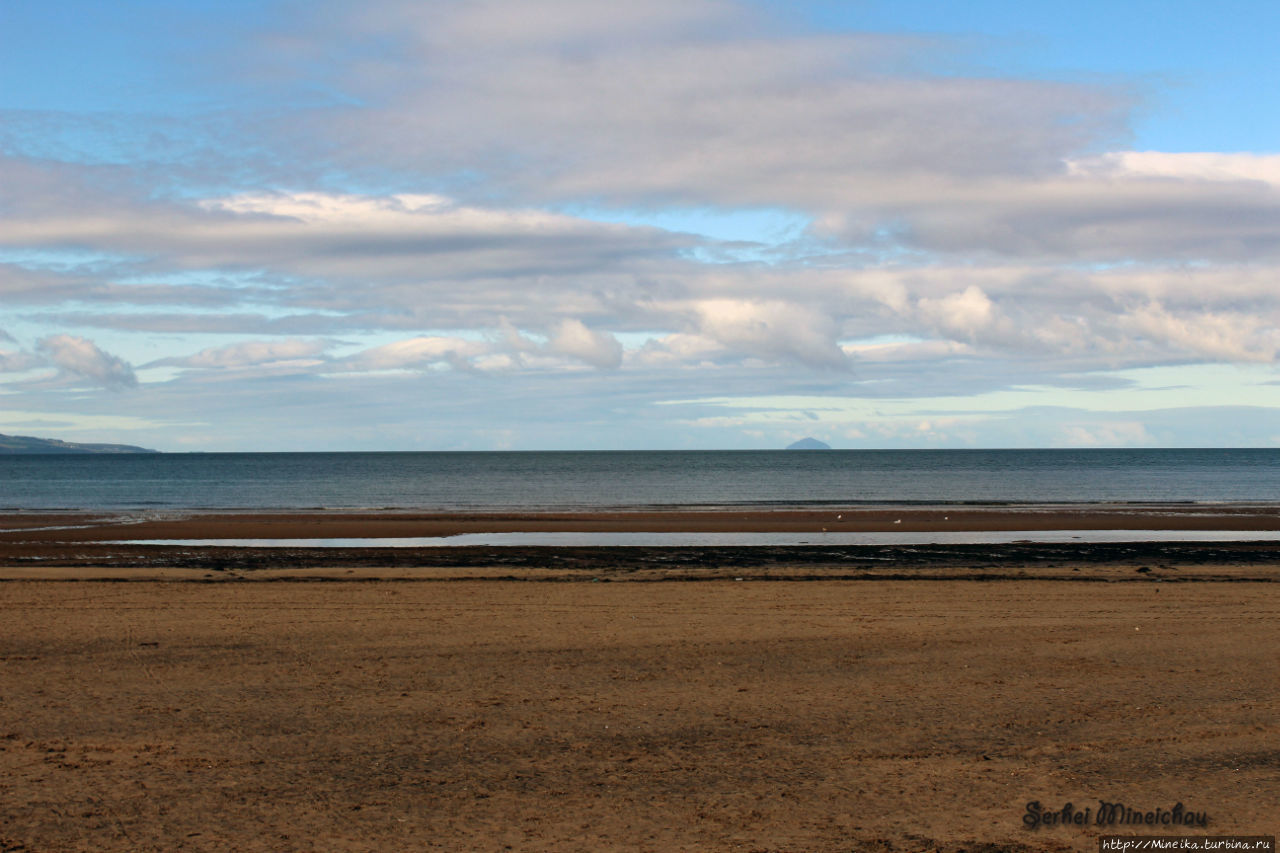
xmin=2 ymin=580 xmax=1278 ymax=852
xmin=1 ymin=508 xmax=1278 ymax=851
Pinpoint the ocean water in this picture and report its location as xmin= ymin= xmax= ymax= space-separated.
xmin=4 ymin=449 xmax=1280 ymax=511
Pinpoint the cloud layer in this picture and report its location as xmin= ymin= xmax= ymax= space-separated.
xmin=2 ymin=0 xmax=1278 ymax=448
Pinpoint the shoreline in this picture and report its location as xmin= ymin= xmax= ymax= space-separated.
xmin=4 ymin=505 xmax=1280 ymax=582
xmin=7 ymin=503 xmax=1280 ymax=537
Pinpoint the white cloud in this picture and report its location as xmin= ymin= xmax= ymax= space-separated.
xmin=1060 ymin=421 xmax=1155 ymax=447
xmin=152 ymin=339 xmax=331 ymax=370
xmin=0 ymin=348 xmax=40 ymax=372
xmin=682 ymin=298 xmax=849 ymax=369
xmin=1120 ymin=303 xmax=1279 ymax=363
xmin=342 ymin=336 xmax=492 ymax=372
xmin=838 ymin=171 xmax=1280 ymax=262
xmin=332 ymin=322 xmax=626 ymax=374
xmin=915 ymin=286 xmax=1014 ymax=346
xmin=631 ymin=332 xmax=723 ymax=368
xmin=546 ymin=319 xmax=623 ymax=369
xmin=290 ymin=0 xmax=1125 ymax=211
xmin=0 ymin=188 xmax=688 ymax=281
xmin=35 ymin=335 xmax=137 ymax=389
xmin=1068 ymin=152 xmax=1280 ymax=186
xmin=841 ymin=338 xmax=972 ymax=363
xmin=240 ymin=0 xmax=1275 ymax=265
xmin=3 ymin=163 xmax=1277 ymax=378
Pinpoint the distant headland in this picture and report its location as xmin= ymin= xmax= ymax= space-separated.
xmin=785 ymin=437 xmax=831 ymax=450
xmin=0 ymin=433 xmax=159 ymax=454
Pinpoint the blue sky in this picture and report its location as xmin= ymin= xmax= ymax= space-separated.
xmin=802 ymin=0 xmax=1280 ymax=153
xmin=1 ymin=0 xmax=1278 ymax=450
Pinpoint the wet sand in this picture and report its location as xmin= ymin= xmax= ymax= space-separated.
xmin=5 ymin=505 xmax=1280 ymax=583
xmin=2 ymin=507 xmax=1278 ymax=851
xmin=8 ymin=504 xmax=1280 ymax=543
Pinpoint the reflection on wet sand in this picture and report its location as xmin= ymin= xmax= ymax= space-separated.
xmin=114 ymin=528 xmax=1280 ymax=548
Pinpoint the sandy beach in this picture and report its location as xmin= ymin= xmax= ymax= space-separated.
xmin=2 ymin=507 xmax=1278 ymax=851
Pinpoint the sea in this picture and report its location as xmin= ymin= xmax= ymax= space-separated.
xmin=3 ymin=448 xmax=1280 ymax=511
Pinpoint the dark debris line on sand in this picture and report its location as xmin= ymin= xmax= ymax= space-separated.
xmin=3 ymin=542 xmax=1280 ymax=581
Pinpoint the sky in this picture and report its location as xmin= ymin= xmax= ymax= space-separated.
xmin=1 ymin=0 xmax=1278 ymax=451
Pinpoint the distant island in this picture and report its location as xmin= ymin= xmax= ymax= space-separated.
xmin=785 ymin=437 xmax=831 ymax=450
xmin=0 ymin=433 xmax=159 ymax=454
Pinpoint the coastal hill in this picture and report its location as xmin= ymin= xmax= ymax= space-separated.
xmin=786 ymin=437 xmax=831 ymax=450
xmin=0 ymin=433 xmax=158 ymax=454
